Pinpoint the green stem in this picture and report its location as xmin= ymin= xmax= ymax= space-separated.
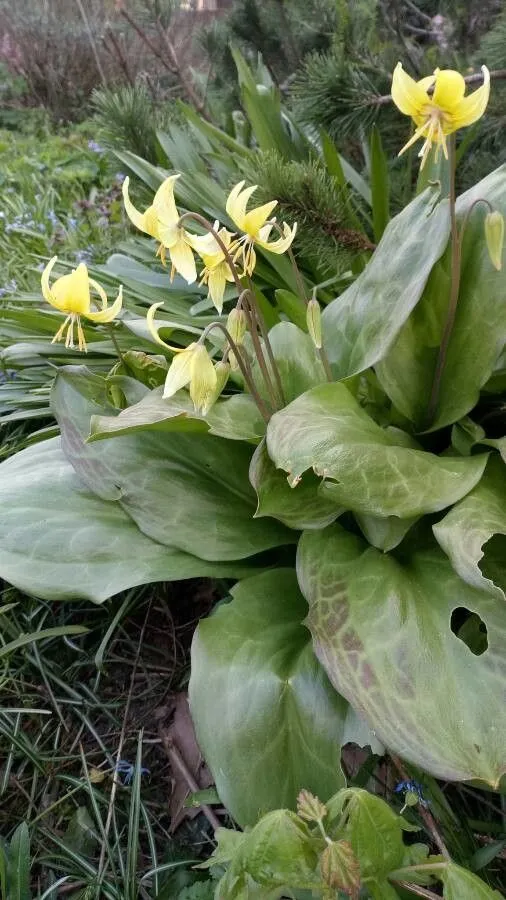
xmin=200 ymin=321 xmax=271 ymax=423
xmin=245 ymin=277 xmax=286 ymax=407
xmin=286 ymin=245 xmax=333 ymax=383
xmin=108 ymin=324 xmax=127 ymax=370
xmin=426 ymin=136 xmax=460 ymax=427
xmin=177 ymin=211 xmax=281 ymax=410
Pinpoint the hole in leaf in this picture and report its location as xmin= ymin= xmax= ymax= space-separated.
xmin=479 ymin=534 xmax=506 ymax=596
xmin=450 ymin=607 xmax=488 ymax=656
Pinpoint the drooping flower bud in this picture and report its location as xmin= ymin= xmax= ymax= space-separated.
xmin=485 ymin=210 xmax=504 ymax=271
xmin=227 ymin=307 xmax=248 ymax=345
xmin=306 ymin=297 xmax=322 ymax=349
xmin=200 ymin=360 xmax=230 ymax=415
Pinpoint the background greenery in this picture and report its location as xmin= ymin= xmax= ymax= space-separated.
xmin=1 ymin=1 xmax=506 ymax=897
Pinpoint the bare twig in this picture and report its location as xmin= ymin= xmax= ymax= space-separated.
xmin=393 ymin=881 xmax=441 ymax=899
xmin=159 ymin=726 xmax=221 ymax=832
xmin=74 ymin=0 xmax=107 ymax=85
xmin=103 ymin=27 xmax=135 ymax=86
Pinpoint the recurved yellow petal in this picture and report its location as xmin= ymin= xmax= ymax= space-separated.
xmin=41 ymin=256 xmax=67 ymax=310
xmin=243 ymin=200 xmax=278 ymax=236
xmin=451 ymin=66 xmax=490 ymax=129
xmin=432 ymin=69 xmax=466 ymax=110
xmin=122 ymin=176 xmax=149 ymax=234
xmin=226 ymin=181 xmax=258 ymax=231
xmin=86 ymin=287 xmax=123 ymax=323
xmin=163 ymin=344 xmax=197 ymax=399
xmin=256 ymin=221 xmax=297 ymax=254
xmin=207 ymin=265 xmax=227 ymax=314
xmin=189 ymin=344 xmax=218 ymax=415
xmin=391 ymin=62 xmax=434 ymax=117
xmin=169 ymin=234 xmax=197 ymax=284
xmin=152 ymin=174 xmax=180 ymax=226
xmin=51 ymin=263 xmax=91 ymax=315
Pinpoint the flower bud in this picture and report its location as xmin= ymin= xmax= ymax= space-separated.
xmin=227 ymin=307 xmax=247 ymax=345
xmin=320 ymin=840 xmax=360 ymax=894
xmin=306 ymin=297 xmax=322 ymax=349
xmin=189 ymin=344 xmax=218 ymax=415
xmin=485 ymin=210 xmax=504 ymax=271
xmin=200 ymin=360 xmax=230 ymax=414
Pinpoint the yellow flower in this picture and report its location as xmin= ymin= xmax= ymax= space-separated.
xmin=189 ymin=225 xmax=236 ymax=314
xmin=122 ymin=174 xmax=197 ymax=283
xmin=41 ymin=256 xmax=122 ymax=352
xmin=225 ymin=181 xmax=297 ymax=275
xmin=146 ymin=303 xmax=218 ymax=413
xmin=391 ymin=63 xmax=490 ymax=168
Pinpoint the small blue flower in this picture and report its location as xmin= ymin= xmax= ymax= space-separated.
xmin=115 ymin=172 xmax=126 ymax=183
xmin=88 ymin=140 xmax=104 ymax=154
xmin=395 ymin=780 xmax=428 ymax=808
xmin=47 ymin=210 xmax=59 ymax=227
xmin=0 ymin=369 xmax=17 ymax=383
xmin=68 ymin=217 xmax=78 ymax=230
xmin=116 ymin=759 xmax=150 ymax=786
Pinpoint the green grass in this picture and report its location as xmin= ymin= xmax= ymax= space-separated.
xmin=0 ymin=582 xmax=219 ymax=899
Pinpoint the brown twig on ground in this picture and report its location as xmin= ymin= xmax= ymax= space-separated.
xmin=159 ymin=725 xmax=221 ymax=832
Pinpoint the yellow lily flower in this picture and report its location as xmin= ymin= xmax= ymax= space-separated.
xmin=41 ymin=256 xmax=122 ymax=352
xmin=391 ymin=63 xmax=490 ymax=168
xmin=225 ymin=181 xmax=297 ymax=276
xmin=190 ymin=224 xmax=236 ymax=314
xmin=146 ymin=302 xmax=218 ymax=412
xmin=122 ymin=174 xmax=197 ymax=283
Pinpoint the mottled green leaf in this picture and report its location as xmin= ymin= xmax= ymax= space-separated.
xmin=0 ymin=439 xmax=255 ymax=603
xmin=377 ymin=166 xmax=506 ymax=430
xmin=266 ymin=383 xmax=487 ymax=518
xmin=189 ymin=569 xmax=349 ymax=827
xmin=254 ymin=322 xmax=326 ymax=405
xmin=52 ymin=368 xmax=290 ymax=561
xmin=298 ymin=524 xmax=506 ymax=786
xmin=434 ymin=456 xmax=506 ymax=599
xmin=250 ymin=440 xmax=342 ymax=530
xmin=322 ymin=188 xmax=449 ymax=378
xmin=89 ymin=386 xmax=265 ymax=444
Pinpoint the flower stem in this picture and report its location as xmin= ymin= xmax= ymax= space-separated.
xmin=201 ymin=321 xmax=271 ymax=423
xmin=286 ymin=245 xmax=333 ymax=383
xmin=426 ymin=135 xmax=460 ymax=427
xmin=245 ymin=278 xmax=286 ymax=407
xmin=108 ymin=323 xmax=128 ymax=370
xmin=178 ymin=211 xmax=283 ymax=410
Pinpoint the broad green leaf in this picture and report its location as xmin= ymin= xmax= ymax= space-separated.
xmin=298 ymin=524 xmax=506 ymax=786
xmin=8 ymin=822 xmax=31 ymax=900
xmin=433 ymin=456 xmax=506 ymax=599
xmin=377 ymin=166 xmax=506 ymax=430
xmin=370 ymin=126 xmax=390 ymax=242
xmin=266 ymin=383 xmax=487 ymax=518
xmin=90 ymin=386 xmax=265 ymax=444
xmin=274 ymin=289 xmax=307 ymax=331
xmin=52 ymin=368 xmax=290 ymax=561
xmin=442 ymin=862 xmax=503 ymax=899
xmin=322 ymin=187 xmax=450 ymax=379
xmin=0 ymin=439 xmax=256 ymax=603
xmin=189 ymin=569 xmax=348 ymax=827
xmin=253 ymin=322 xmax=327 ymax=405
xmin=250 ymin=440 xmax=342 ymax=530
xmin=355 ymin=512 xmax=418 ymax=552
